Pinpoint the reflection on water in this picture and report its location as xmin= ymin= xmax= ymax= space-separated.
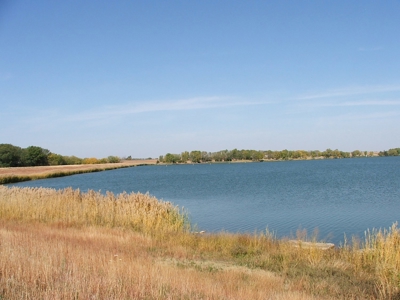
xmin=8 ymin=157 xmax=400 ymax=245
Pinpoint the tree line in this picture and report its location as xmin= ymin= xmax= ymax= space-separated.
xmin=159 ymin=147 xmax=400 ymax=164
xmin=0 ymin=144 xmax=121 ymax=167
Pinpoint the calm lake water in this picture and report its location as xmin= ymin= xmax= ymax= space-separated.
xmin=7 ymin=157 xmax=400 ymax=245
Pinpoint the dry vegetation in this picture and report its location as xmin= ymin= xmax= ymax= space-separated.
xmin=1 ymin=186 xmax=400 ymax=299
xmin=0 ymin=159 xmax=157 ymax=184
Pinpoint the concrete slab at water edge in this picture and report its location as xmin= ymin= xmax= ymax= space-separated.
xmin=289 ymin=240 xmax=335 ymax=250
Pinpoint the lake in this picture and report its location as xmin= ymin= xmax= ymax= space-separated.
xmin=7 ymin=157 xmax=400 ymax=245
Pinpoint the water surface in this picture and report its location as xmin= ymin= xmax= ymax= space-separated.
xmin=8 ymin=157 xmax=400 ymax=244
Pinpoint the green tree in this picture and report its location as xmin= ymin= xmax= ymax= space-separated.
xmin=281 ymin=149 xmax=289 ymax=160
xmin=310 ymin=150 xmax=321 ymax=158
xmin=21 ymin=146 xmax=50 ymax=166
xmin=165 ymin=153 xmax=178 ymax=163
xmin=190 ymin=151 xmax=202 ymax=163
xmin=322 ymin=149 xmax=333 ymax=158
xmin=181 ymin=151 xmax=189 ymax=162
xmin=107 ymin=156 xmax=121 ymax=163
xmin=213 ymin=151 xmax=223 ymax=161
xmin=379 ymin=151 xmax=388 ymax=157
xmin=292 ymin=150 xmax=301 ymax=159
xmin=351 ymin=150 xmax=362 ymax=157
xmin=48 ymin=153 xmax=67 ymax=165
xmin=332 ymin=149 xmax=341 ymax=158
xmin=0 ymin=144 xmax=22 ymax=167
xmin=340 ymin=151 xmax=350 ymax=158
xmin=251 ymin=150 xmax=264 ymax=161
xmin=63 ymin=156 xmax=83 ymax=165
xmin=387 ymin=149 xmax=399 ymax=156
xmin=273 ymin=151 xmax=281 ymax=160
xmin=231 ymin=149 xmax=239 ymax=160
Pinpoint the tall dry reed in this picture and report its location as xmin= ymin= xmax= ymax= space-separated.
xmin=0 ymin=186 xmax=188 ymax=234
xmin=339 ymin=223 xmax=400 ymax=299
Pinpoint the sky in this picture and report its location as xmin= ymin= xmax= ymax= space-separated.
xmin=1 ymin=1 xmax=399 ymax=158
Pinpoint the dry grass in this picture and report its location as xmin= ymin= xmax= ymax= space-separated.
xmin=0 ymin=222 xmax=313 ymax=299
xmin=0 ymin=186 xmax=185 ymax=234
xmin=0 ymin=159 xmax=157 ymax=184
xmin=1 ymin=186 xmax=400 ymax=299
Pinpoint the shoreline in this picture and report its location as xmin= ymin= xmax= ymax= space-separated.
xmin=158 ymin=155 xmax=383 ymax=165
xmin=0 ymin=159 xmax=158 ymax=184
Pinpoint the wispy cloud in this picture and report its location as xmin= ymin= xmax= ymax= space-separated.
xmin=295 ymin=84 xmax=400 ymax=100
xmin=64 ymin=96 xmax=267 ymax=122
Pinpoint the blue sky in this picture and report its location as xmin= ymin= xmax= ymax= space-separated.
xmin=1 ymin=1 xmax=399 ymax=158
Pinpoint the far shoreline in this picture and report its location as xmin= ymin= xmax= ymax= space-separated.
xmin=157 ymin=155 xmax=383 ymax=165
xmin=0 ymin=159 xmax=158 ymax=184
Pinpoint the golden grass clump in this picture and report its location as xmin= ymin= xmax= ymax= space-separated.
xmin=341 ymin=223 xmax=400 ymax=299
xmin=0 ymin=186 xmax=188 ymax=234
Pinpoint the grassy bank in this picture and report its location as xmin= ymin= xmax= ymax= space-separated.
xmin=0 ymin=159 xmax=157 ymax=184
xmin=1 ymin=186 xmax=400 ymax=299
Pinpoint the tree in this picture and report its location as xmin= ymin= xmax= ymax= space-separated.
xmin=201 ymin=151 xmax=211 ymax=162
xmin=340 ymin=151 xmax=350 ymax=158
xmin=351 ymin=150 xmax=362 ymax=157
xmin=48 ymin=153 xmax=67 ymax=165
xmin=387 ymin=149 xmax=399 ymax=156
xmin=310 ymin=150 xmax=321 ymax=158
xmin=251 ymin=150 xmax=264 ymax=161
xmin=190 ymin=151 xmax=202 ymax=163
xmin=322 ymin=149 xmax=333 ymax=158
xmin=63 ymin=156 xmax=83 ymax=165
xmin=280 ymin=149 xmax=289 ymax=160
xmin=164 ymin=153 xmax=178 ymax=163
xmin=273 ymin=151 xmax=281 ymax=160
xmin=82 ymin=158 xmax=99 ymax=164
xmin=181 ymin=151 xmax=189 ymax=163
xmin=0 ymin=144 xmax=22 ymax=167
xmin=21 ymin=146 xmax=49 ymax=166
xmin=231 ymin=149 xmax=239 ymax=160
xmin=107 ymin=156 xmax=121 ymax=163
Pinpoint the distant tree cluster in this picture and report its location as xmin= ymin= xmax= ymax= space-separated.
xmin=158 ymin=147 xmax=396 ymax=164
xmin=159 ymin=149 xmax=264 ymax=164
xmin=0 ymin=144 xmax=121 ymax=167
xmin=378 ymin=148 xmax=400 ymax=157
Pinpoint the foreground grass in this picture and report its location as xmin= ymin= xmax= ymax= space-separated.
xmin=0 ymin=187 xmax=400 ymax=299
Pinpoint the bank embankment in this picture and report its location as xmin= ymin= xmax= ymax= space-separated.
xmin=0 ymin=159 xmax=157 ymax=184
